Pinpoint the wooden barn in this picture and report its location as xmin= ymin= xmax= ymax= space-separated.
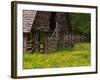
xmin=23 ymin=10 xmax=73 ymax=53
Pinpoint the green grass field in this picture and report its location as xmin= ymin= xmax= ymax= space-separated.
xmin=23 ymin=43 xmax=91 ymax=69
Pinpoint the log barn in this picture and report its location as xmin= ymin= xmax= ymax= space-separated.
xmin=23 ymin=10 xmax=73 ymax=53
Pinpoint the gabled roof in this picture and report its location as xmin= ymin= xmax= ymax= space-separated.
xmin=23 ymin=10 xmax=37 ymax=33
xmin=23 ymin=11 xmax=72 ymax=33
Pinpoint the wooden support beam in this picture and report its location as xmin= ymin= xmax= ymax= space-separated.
xmin=45 ymin=33 xmax=48 ymax=53
xmin=23 ymin=34 xmax=28 ymax=53
xmin=34 ymin=32 xmax=39 ymax=53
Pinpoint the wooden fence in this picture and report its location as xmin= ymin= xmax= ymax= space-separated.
xmin=25 ymin=33 xmax=89 ymax=53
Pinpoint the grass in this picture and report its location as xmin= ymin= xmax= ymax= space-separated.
xmin=23 ymin=43 xmax=91 ymax=69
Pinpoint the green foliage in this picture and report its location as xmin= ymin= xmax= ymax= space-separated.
xmin=69 ymin=13 xmax=91 ymax=35
xmin=23 ymin=43 xmax=91 ymax=69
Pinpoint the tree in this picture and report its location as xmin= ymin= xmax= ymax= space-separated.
xmin=69 ymin=13 xmax=91 ymax=36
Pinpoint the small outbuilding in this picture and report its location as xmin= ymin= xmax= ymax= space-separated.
xmin=23 ymin=10 xmax=73 ymax=53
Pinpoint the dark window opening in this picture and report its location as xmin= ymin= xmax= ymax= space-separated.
xmin=49 ymin=12 xmax=56 ymax=31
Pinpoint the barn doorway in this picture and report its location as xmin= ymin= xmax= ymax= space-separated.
xmin=49 ymin=12 xmax=56 ymax=31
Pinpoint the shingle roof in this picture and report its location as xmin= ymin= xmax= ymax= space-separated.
xmin=23 ymin=10 xmax=37 ymax=33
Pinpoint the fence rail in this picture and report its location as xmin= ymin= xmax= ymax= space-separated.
xmin=24 ymin=32 xmax=90 ymax=53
